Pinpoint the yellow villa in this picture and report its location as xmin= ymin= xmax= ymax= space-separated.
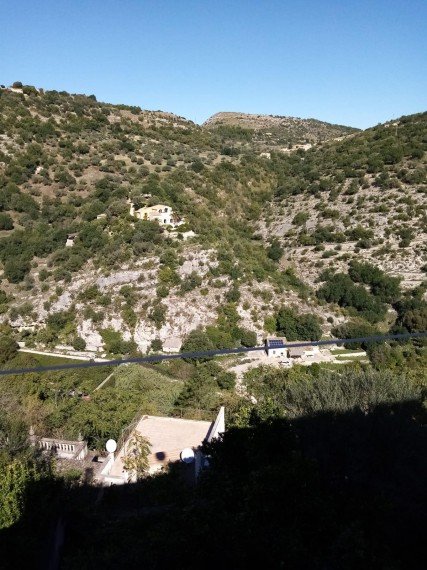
xmin=129 ymin=202 xmax=183 ymax=227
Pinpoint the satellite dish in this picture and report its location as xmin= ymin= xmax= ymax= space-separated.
xmin=106 ymin=439 xmax=117 ymax=453
xmin=180 ymin=448 xmax=195 ymax=464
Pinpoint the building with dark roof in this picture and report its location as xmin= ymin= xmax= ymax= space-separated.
xmin=265 ymin=336 xmax=288 ymax=358
xmin=265 ymin=337 xmax=320 ymax=359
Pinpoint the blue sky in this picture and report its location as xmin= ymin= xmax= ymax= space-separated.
xmin=2 ymin=0 xmax=426 ymax=128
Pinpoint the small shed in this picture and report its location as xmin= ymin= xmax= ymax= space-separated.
xmin=287 ymin=343 xmax=319 ymax=359
xmin=288 ymin=346 xmax=306 ymax=359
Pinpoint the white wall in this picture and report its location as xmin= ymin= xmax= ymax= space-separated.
xmin=267 ymin=347 xmax=287 ymax=357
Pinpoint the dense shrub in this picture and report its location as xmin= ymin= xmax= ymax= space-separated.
xmin=0 ymin=213 xmax=13 ymax=230
xmin=317 ymin=273 xmax=387 ymax=323
xmin=275 ymin=306 xmax=322 ymax=341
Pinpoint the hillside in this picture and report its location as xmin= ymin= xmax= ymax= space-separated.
xmin=0 ymin=84 xmax=334 ymax=354
xmin=257 ymin=112 xmax=427 ymax=290
xmin=0 ymin=84 xmax=426 ymax=359
xmin=203 ymin=111 xmax=359 ymax=149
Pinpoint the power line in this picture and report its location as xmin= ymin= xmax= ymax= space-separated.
xmin=1 ymin=331 xmax=426 ymax=377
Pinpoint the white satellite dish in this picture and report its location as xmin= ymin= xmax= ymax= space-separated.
xmin=106 ymin=439 xmax=117 ymax=453
xmin=180 ymin=447 xmax=195 ymax=464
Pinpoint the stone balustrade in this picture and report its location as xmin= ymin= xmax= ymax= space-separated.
xmin=33 ymin=437 xmax=88 ymax=460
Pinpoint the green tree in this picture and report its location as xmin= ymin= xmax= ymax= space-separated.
xmin=332 ymin=320 xmax=381 ymax=350
xmin=0 ymin=213 xmax=14 ymax=230
xmin=317 ymin=273 xmax=387 ymax=323
xmin=181 ymin=329 xmax=215 ymax=364
xmin=175 ymin=368 xmax=219 ymax=410
xmin=0 ymin=335 xmax=19 ymax=364
xmin=225 ymin=286 xmax=241 ymax=303
xmin=0 ymin=460 xmax=49 ymax=530
xmin=38 ymin=269 xmax=50 ymax=282
xmin=156 ymin=284 xmax=169 ymax=299
xmin=205 ymin=326 xmax=235 ymax=350
xmin=158 ymin=266 xmax=180 ymax=286
xmin=149 ymin=303 xmax=167 ymax=329
xmin=179 ymin=272 xmax=202 ymax=294
xmin=150 ymin=338 xmax=163 ymax=352
xmin=3 ymin=257 xmax=31 ymax=283
xmin=348 ymin=261 xmax=401 ymax=303
xmin=0 ymin=461 xmax=28 ymax=529
xmin=191 ymin=160 xmax=205 ymax=173
xmin=276 ymin=307 xmax=322 ymax=341
xmin=264 ymin=316 xmax=276 ymax=334
xmin=122 ymin=433 xmax=151 ymax=481
xmin=239 ymin=328 xmax=257 ymax=347
xmin=267 ymin=239 xmax=283 ymax=262
xmin=72 ymin=336 xmax=86 ymax=351
xmin=293 ymin=212 xmax=309 ymax=226
xmin=217 ymin=371 xmax=236 ymax=390
xmin=100 ymin=328 xmax=137 ymax=355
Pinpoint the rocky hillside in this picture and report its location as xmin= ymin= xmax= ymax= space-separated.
xmin=203 ymin=111 xmax=358 ymax=149
xmin=257 ymin=112 xmax=427 ymax=290
xmin=0 ymin=83 xmax=426 ymax=357
xmin=0 ymin=84 xmax=333 ymax=354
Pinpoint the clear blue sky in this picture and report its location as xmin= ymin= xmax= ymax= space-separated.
xmin=2 ymin=0 xmax=426 ymax=128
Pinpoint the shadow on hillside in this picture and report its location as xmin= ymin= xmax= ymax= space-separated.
xmin=1 ymin=398 xmax=426 ymax=570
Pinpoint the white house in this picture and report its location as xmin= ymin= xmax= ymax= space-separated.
xmin=129 ymin=202 xmax=183 ymax=227
xmin=265 ymin=336 xmax=288 ymax=358
xmin=101 ymin=408 xmax=225 ymax=485
xmin=265 ymin=337 xmax=320 ymax=359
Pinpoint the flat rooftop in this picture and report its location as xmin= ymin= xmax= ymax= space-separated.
xmin=110 ymin=415 xmax=213 ymax=476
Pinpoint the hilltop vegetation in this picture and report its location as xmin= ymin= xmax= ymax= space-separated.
xmin=204 ymin=111 xmax=358 ymax=149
